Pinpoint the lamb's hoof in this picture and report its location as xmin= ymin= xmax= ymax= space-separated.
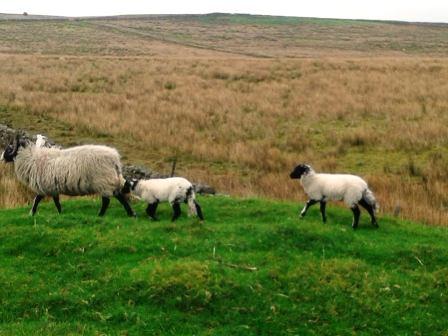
xmin=352 ymin=224 xmax=358 ymax=230
xmin=129 ymin=212 xmax=137 ymax=218
xmin=372 ymin=222 xmax=379 ymax=228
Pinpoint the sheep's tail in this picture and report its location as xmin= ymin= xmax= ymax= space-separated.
xmin=363 ymin=188 xmax=378 ymax=212
xmin=186 ymin=186 xmax=197 ymax=216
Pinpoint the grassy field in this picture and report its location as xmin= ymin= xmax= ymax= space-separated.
xmin=0 ymin=196 xmax=448 ymax=335
xmin=0 ymin=14 xmax=448 ymax=225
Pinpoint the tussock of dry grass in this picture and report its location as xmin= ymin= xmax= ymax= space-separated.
xmin=0 ymin=164 xmax=32 ymax=208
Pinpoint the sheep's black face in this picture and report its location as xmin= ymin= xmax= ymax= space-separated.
xmin=2 ymin=141 xmax=19 ymax=162
xmin=290 ymin=164 xmax=311 ymax=179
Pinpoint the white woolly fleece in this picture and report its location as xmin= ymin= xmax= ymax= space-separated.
xmin=132 ymin=177 xmax=197 ymax=215
xmin=14 ymin=145 xmax=124 ymax=197
xmin=301 ymin=170 xmax=369 ymax=207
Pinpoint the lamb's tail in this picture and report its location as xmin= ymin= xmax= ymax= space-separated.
xmin=186 ymin=186 xmax=204 ymax=220
xmin=362 ymin=188 xmax=378 ymax=212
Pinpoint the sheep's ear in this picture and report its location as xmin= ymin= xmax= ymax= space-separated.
xmin=19 ymin=137 xmax=28 ymax=148
xmin=12 ymin=134 xmax=20 ymax=152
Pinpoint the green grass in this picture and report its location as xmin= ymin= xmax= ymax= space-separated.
xmin=1 ymin=196 xmax=448 ymax=335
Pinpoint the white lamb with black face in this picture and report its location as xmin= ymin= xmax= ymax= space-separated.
xmin=290 ymin=164 xmax=378 ymax=229
xmin=1 ymin=135 xmax=135 ymax=217
xmin=123 ymin=177 xmax=204 ymax=222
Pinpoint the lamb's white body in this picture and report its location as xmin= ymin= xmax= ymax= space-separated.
xmin=129 ymin=177 xmax=203 ymax=221
xmin=290 ymin=164 xmax=378 ymax=229
xmin=133 ymin=177 xmax=194 ymax=205
xmin=301 ymin=173 xmax=368 ymax=207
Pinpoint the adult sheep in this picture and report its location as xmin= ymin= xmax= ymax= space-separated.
xmin=1 ymin=135 xmax=135 ymax=217
xmin=290 ymin=164 xmax=378 ymax=229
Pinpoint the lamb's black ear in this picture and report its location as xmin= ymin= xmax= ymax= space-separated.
xmin=131 ymin=178 xmax=139 ymax=190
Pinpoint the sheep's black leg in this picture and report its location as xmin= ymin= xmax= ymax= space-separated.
xmin=146 ymin=201 xmax=159 ymax=220
xmin=358 ymin=199 xmax=378 ymax=228
xmin=30 ymin=195 xmax=44 ymax=216
xmin=53 ymin=195 xmax=62 ymax=214
xmin=320 ymin=201 xmax=327 ymax=223
xmin=171 ymin=202 xmax=181 ymax=222
xmin=351 ymin=204 xmax=361 ymax=229
xmin=98 ymin=197 xmax=110 ymax=216
xmin=300 ymin=199 xmax=318 ymax=218
xmin=115 ymin=193 xmax=136 ymax=217
xmin=194 ymin=200 xmax=204 ymax=221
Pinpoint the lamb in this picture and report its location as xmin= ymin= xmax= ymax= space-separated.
xmin=122 ymin=177 xmax=204 ymax=222
xmin=290 ymin=164 xmax=378 ymax=229
xmin=1 ymin=134 xmax=135 ymax=217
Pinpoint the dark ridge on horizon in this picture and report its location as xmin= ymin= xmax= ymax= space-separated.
xmin=1 ymin=12 xmax=447 ymax=26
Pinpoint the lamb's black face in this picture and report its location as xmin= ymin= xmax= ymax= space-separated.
xmin=290 ymin=164 xmax=311 ymax=179
xmin=122 ymin=178 xmax=139 ymax=195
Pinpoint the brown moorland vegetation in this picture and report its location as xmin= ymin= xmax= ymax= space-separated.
xmin=0 ymin=14 xmax=448 ymax=225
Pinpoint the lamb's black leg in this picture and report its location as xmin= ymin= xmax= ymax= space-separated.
xmin=300 ymin=199 xmax=318 ymax=218
xmin=171 ymin=202 xmax=181 ymax=222
xmin=30 ymin=195 xmax=44 ymax=216
xmin=194 ymin=200 xmax=204 ymax=221
xmin=358 ymin=199 xmax=378 ymax=228
xmin=98 ymin=197 xmax=110 ymax=217
xmin=53 ymin=195 xmax=62 ymax=214
xmin=146 ymin=201 xmax=159 ymax=220
xmin=351 ymin=204 xmax=361 ymax=229
xmin=320 ymin=201 xmax=327 ymax=223
xmin=115 ymin=193 xmax=136 ymax=217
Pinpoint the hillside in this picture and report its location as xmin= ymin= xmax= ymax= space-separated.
xmin=1 ymin=13 xmax=448 ymax=57
xmin=0 ymin=13 xmax=448 ymax=225
xmin=0 ymin=196 xmax=447 ymax=334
